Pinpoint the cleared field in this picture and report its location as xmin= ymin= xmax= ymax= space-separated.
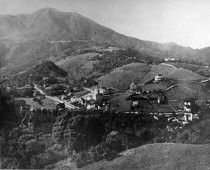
xmin=151 ymin=63 xmax=176 ymax=76
xmin=81 ymin=143 xmax=210 ymax=170
xmin=168 ymin=68 xmax=205 ymax=81
xmin=165 ymin=84 xmax=198 ymax=100
xmin=16 ymin=97 xmax=57 ymax=110
xmin=109 ymin=93 xmax=131 ymax=112
xmin=185 ymin=82 xmax=210 ymax=100
xmin=150 ymin=63 xmax=205 ymax=81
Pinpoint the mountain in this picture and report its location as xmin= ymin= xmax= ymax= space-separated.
xmin=1 ymin=8 xmax=210 ymax=71
xmin=0 ymin=8 xmax=145 ymax=46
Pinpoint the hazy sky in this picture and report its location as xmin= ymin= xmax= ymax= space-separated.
xmin=0 ymin=0 xmax=210 ymax=49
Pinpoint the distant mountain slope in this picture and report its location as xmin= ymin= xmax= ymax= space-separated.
xmin=0 ymin=8 xmax=141 ymax=44
xmin=81 ymin=143 xmax=210 ymax=170
xmin=1 ymin=8 xmax=210 ymax=69
xmin=0 ymin=8 xmax=145 ymax=49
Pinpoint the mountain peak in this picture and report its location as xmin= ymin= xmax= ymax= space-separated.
xmin=35 ymin=7 xmax=59 ymax=14
xmin=164 ymin=42 xmax=178 ymax=46
xmin=33 ymin=7 xmax=80 ymax=16
xmin=1 ymin=7 xmax=210 ymax=68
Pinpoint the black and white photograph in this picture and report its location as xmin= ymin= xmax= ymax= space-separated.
xmin=1 ymin=0 xmax=210 ymax=169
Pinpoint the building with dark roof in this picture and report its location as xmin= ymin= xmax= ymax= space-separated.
xmin=126 ymin=90 xmax=168 ymax=112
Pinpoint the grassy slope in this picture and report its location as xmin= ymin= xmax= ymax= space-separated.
xmin=151 ymin=63 xmax=176 ymax=75
xmin=168 ymin=68 xmax=205 ymax=81
xmin=151 ymin=63 xmax=205 ymax=81
xmin=55 ymin=53 xmax=99 ymax=76
xmin=185 ymin=82 xmax=210 ymax=100
xmin=97 ymin=63 xmax=149 ymax=91
xmin=137 ymin=63 xmax=205 ymax=86
xmin=82 ymin=143 xmax=210 ymax=170
xmin=165 ymin=85 xmax=198 ymax=100
xmin=96 ymin=62 xmax=208 ymax=101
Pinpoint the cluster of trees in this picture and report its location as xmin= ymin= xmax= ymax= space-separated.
xmin=6 ymin=61 xmax=68 ymax=87
xmin=1 ymin=83 xmax=210 ymax=168
xmin=92 ymin=49 xmax=163 ymax=74
xmin=0 ymin=43 xmax=9 ymax=67
xmin=1 ymin=106 xmax=58 ymax=169
xmin=50 ymin=110 xmax=169 ymax=167
xmin=0 ymin=88 xmax=19 ymax=130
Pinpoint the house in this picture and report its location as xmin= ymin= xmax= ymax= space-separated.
xmin=183 ymin=101 xmax=192 ymax=113
xmin=183 ymin=98 xmax=200 ymax=114
xmin=92 ymin=86 xmax=110 ymax=100
xmin=183 ymin=112 xmax=193 ymax=121
xmin=81 ymin=86 xmax=113 ymax=110
xmin=180 ymin=98 xmax=200 ymax=123
xmin=155 ymin=74 xmax=164 ymax=81
xmin=164 ymin=58 xmax=176 ymax=62
xmin=126 ymin=90 xmax=168 ymax=112
xmin=85 ymin=100 xmax=96 ymax=110
xmin=166 ymin=99 xmax=200 ymax=125
xmin=130 ymin=82 xmax=137 ymax=92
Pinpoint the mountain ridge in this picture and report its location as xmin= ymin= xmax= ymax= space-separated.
xmin=1 ymin=8 xmax=210 ymax=69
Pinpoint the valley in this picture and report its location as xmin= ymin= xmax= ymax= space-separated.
xmin=1 ymin=7 xmax=210 ymax=170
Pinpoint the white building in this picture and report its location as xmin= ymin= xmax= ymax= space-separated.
xmin=130 ymin=82 xmax=137 ymax=92
xmin=155 ymin=74 xmax=164 ymax=81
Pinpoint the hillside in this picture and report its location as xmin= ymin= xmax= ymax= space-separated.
xmin=151 ymin=63 xmax=177 ymax=76
xmin=167 ymin=68 xmax=205 ymax=81
xmin=0 ymin=8 xmax=141 ymax=46
xmin=144 ymin=63 xmax=206 ymax=83
xmin=81 ymin=143 xmax=210 ymax=170
xmin=55 ymin=52 xmax=99 ymax=76
xmin=8 ymin=61 xmax=67 ymax=86
xmin=0 ymin=8 xmax=145 ymax=68
xmin=97 ymin=63 xmax=149 ymax=91
xmin=1 ymin=7 xmax=210 ymax=73
xmin=2 ymin=83 xmax=210 ymax=169
xmin=165 ymin=84 xmax=198 ymax=100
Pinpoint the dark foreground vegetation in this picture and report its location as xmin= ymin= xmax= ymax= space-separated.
xmin=1 ymin=87 xmax=210 ymax=169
